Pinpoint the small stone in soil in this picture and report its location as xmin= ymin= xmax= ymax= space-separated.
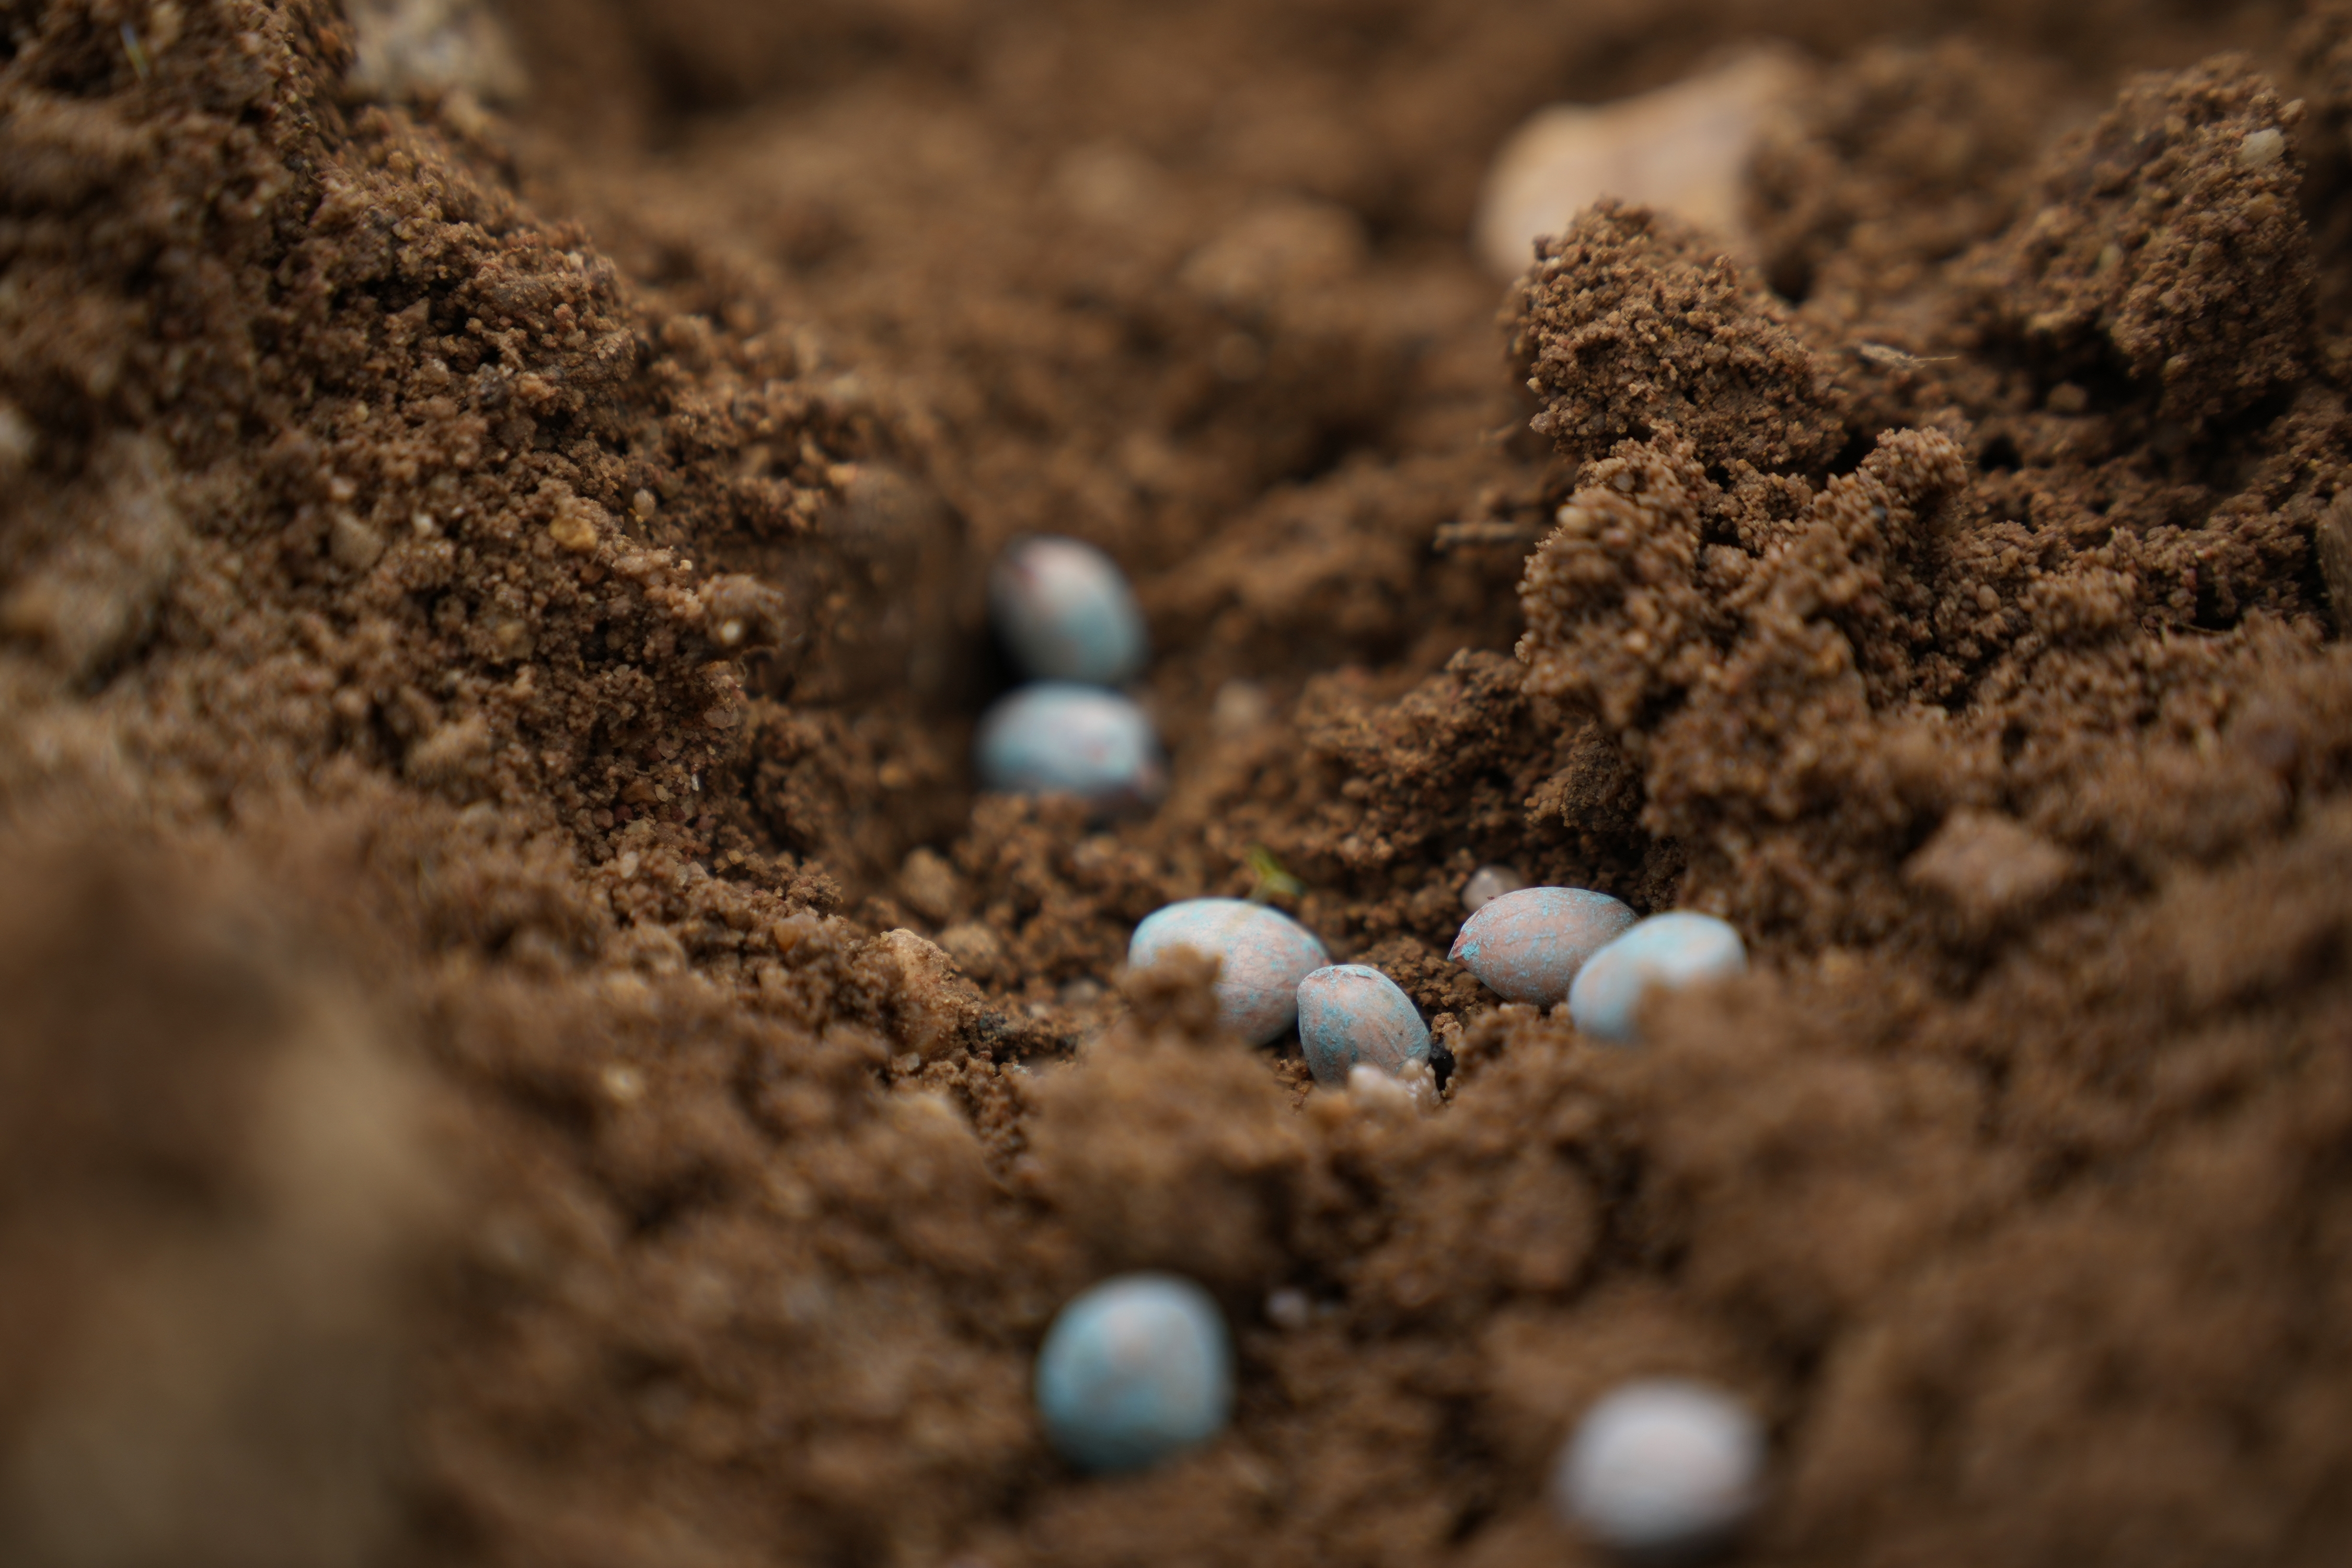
xmin=1460 ymin=863 xmax=1527 ymax=913
xmin=1264 ymin=1287 xmax=1311 ymax=1330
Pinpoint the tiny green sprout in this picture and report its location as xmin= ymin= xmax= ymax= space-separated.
xmin=1854 ymin=342 xmax=1956 ymax=368
xmin=1245 ymin=846 xmax=1302 ymax=903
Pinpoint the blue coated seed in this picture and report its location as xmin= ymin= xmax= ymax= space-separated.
xmin=976 ymin=683 xmax=1166 ymax=813
xmin=1551 ymin=1378 xmax=1763 ymax=1557
xmin=1128 ymin=897 xmax=1330 ymax=1045
xmin=1448 ymin=886 xmax=1638 ymax=1006
xmin=1296 ymin=964 xmax=1429 ymax=1088
xmin=1035 ymin=1273 xmax=1233 ymax=1473
xmin=1567 ymin=912 xmax=1747 ymax=1043
xmin=990 ymin=535 xmax=1149 ymax=686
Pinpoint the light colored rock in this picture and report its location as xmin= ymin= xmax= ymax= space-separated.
xmin=1473 ymin=48 xmax=1803 ymax=277
xmin=868 ymin=928 xmax=979 ymax=1062
xmin=1210 ymin=679 xmax=1274 ymax=739
xmin=897 ymin=847 xmax=963 ymax=926
xmin=1460 ymin=864 xmax=1527 ymax=914
xmin=1264 ymin=1287 xmax=1311 ymax=1330
xmin=936 ymin=921 xmax=1004 ymax=983
xmin=346 ymin=0 xmax=527 ymax=105
xmin=1904 ymin=810 xmax=2074 ymax=926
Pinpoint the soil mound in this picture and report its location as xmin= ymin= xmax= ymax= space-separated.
xmin=2 ymin=2 xmax=2351 ymax=1565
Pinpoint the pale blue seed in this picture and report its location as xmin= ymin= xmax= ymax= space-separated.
xmin=1296 ymin=964 xmax=1429 ymax=1088
xmin=1551 ymin=1378 xmax=1763 ymax=1558
xmin=1128 ymin=897 xmax=1329 ymax=1045
xmin=1035 ymin=1273 xmax=1233 ymax=1473
xmin=976 ymin=683 xmax=1166 ymax=813
xmin=991 ymin=535 xmax=1149 ymax=686
xmin=1566 ymin=912 xmax=1747 ymax=1043
xmin=1448 ymin=886 xmax=1637 ymax=1006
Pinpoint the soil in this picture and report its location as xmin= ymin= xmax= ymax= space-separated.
xmin=3 ymin=1 xmax=2352 ymax=1565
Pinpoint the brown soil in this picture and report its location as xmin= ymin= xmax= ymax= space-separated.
xmin=4 ymin=1 xmax=2352 ymax=1565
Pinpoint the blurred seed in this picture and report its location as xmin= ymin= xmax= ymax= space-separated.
xmin=1035 ymin=1273 xmax=1233 ymax=1473
xmin=990 ymin=535 xmax=1148 ymax=686
xmin=1566 ymin=912 xmax=1748 ymax=1043
xmin=1551 ymin=1379 xmax=1763 ymax=1559
xmin=1473 ymin=48 xmax=1802 ymax=276
xmin=976 ymin=683 xmax=1165 ymax=815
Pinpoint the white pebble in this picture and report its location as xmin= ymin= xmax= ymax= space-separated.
xmin=1264 ymin=1287 xmax=1311 ymax=1330
xmin=1346 ymin=1061 xmax=1430 ymax=1116
xmin=1460 ymin=863 xmax=1527 ymax=914
xmin=1551 ymin=1379 xmax=1763 ymax=1558
xmin=1210 ymin=678 xmax=1274 ymax=737
xmin=1472 ymin=48 xmax=1801 ymax=276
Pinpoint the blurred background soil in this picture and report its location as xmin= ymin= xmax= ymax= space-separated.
xmin=4 ymin=0 xmax=2352 ymax=1564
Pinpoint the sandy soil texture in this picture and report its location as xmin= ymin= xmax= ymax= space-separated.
xmin=3 ymin=1 xmax=2351 ymax=1564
